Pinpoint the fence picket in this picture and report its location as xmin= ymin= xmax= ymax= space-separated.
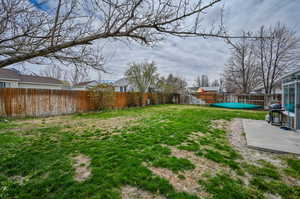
xmin=0 ymin=88 xmax=177 ymax=118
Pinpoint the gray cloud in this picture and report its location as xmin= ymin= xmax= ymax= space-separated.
xmin=18 ymin=0 xmax=300 ymax=85
xmin=99 ymin=0 xmax=300 ymax=85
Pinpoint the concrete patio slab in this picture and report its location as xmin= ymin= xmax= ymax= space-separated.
xmin=242 ymin=119 xmax=300 ymax=155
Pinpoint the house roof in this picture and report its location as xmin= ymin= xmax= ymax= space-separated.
xmin=74 ymin=80 xmax=115 ymax=87
xmin=253 ymin=81 xmax=282 ymax=91
xmin=74 ymin=80 xmax=97 ymax=87
xmin=280 ymin=68 xmax=300 ymax=80
xmin=114 ymin=78 xmax=130 ymax=86
xmin=0 ymin=68 xmax=20 ymax=80
xmin=188 ymin=87 xmax=220 ymax=92
xmin=187 ymin=87 xmax=197 ymax=94
xmin=0 ymin=68 xmax=63 ymax=85
xmin=114 ymin=78 xmax=132 ymax=86
xmin=198 ymin=87 xmax=219 ymax=92
xmin=20 ymin=75 xmax=62 ymax=85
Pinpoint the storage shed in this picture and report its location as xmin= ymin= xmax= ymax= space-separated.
xmin=281 ymin=69 xmax=300 ymax=132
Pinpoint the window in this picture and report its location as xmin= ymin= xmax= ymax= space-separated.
xmin=283 ymin=84 xmax=295 ymax=113
xmin=0 ymin=82 xmax=6 ymax=88
xmin=120 ymin=86 xmax=123 ymax=92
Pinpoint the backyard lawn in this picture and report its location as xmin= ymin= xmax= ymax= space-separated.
xmin=0 ymin=105 xmax=299 ymax=199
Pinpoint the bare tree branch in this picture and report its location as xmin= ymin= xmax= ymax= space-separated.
xmin=224 ymin=23 xmax=300 ymax=94
xmin=125 ymin=60 xmax=159 ymax=94
xmin=254 ymin=23 xmax=300 ymax=94
xmin=224 ymin=32 xmax=260 ymax=93
xmin=0 ymin=0 xmax=233 ymax=69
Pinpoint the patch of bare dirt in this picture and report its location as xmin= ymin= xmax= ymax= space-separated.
xmin=170 ymin=146 xmax=226 ymax=175
xmin=10 ymin=175 xmax=27 ymax=185
xmin=147 ymin=146 xmax=230 ymax=198
xmin=211 ymin=119 xmax=230 ymax=130
xmin=188 ymin=132 xmax=206 ymax=140
xmin=264 ymin=193 xmax=282 ymax=199
xmin=72 ymin=154 xmax=91 ymax=182
xmin=121 ymin=186 xmax=166 ymax=199
xmin=178 ymin=132 xmax=205 ymax=148
xmin=148 ymin=167 xmax=207 ymax=198
xmin=65 ymin=117 xmax=137 ymax=134
xmin=15 ymin=116 xmax=138 ymax=136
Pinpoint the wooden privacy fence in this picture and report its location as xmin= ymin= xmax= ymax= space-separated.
xmin=0 ymin=88 xmax=177 ymax=118
xmin=196 ymin=92 xmax=220 ymax=104
xmin=0 ymin=89 xmax=91 ymax=118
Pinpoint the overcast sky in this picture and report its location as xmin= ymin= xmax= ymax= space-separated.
xmin=19 ymin=0 xmax=300 ymax=85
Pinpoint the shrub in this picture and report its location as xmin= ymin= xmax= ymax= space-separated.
xmin=89 ymin=84 xmax=116 ymax=110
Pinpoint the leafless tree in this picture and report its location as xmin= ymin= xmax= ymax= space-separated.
xmin=0 ymin=0 xmax=235 ymax=69
xmin=201 ymin=74 xmax=210 ymax=87
xmin=39 ymin=64 xmax=90 ymax=85
xmin=193 ymin=74 xmax=209 ymax=87
xmin=223 ymin=33 xmax=260 ymax=94
xmin=211 ymin=79 xmax=220 ymax=87
xmin=158 ymin=74 xmax=187 ymax=94
xmin=96 ymin=70 xmax=102 ymax=82
xmin=39 ymin=65 xmax=68 ymax=80
xmin=125 ymin=61 xmax=158 ymax=94
xmin=218 ymin=78 xmax=224 ymax=92
xmin=254 ymin=23 xmax=300 ymax=94
xmin=194 ymin=76 xmax=202 ymax=88
xmin=68 ymin=66 xmax=91 ymax=85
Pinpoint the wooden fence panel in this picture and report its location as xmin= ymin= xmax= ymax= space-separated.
xmin=197 ymin=92 xmax=220 ymax=104
xmin=0 ymin=88 xmax=175 ymax=118
xmin=0 ymin=88 xmax=94 ymax=117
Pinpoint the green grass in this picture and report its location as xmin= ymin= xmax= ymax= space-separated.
xmin=0 ymin=120 xmax=15 ymax=130
xmin=199 ymin=173 xmax=264 ymax=199
xmin=178 ymin=140 xmax=200 ymax=151
xmin=242 ymin=163 xmax=281 ymax=180
xmin=0 ymin=105 xmax=298 ymax=199
xmin=73 ymin=105 xmax=167 ymax=119
xmin=152 ymin=157 xmax=195 ymax=172
xmin=284 ymin=158 xmax=300 ymax=179
xmin=250 ymin=177 xmax=300 ymax=199
xmin=202 ymin=149 xmax=241 ymax=170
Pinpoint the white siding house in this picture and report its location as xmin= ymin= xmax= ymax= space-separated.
xmin=253 ymin=81 xmax=282 ymax=94
xmin=114 ymin=78 xmax=137 ymax=92
xmin=187 ymin=86 xmax=221 ymax=94
xmin=0 ymin=68 xmax=63 ymax=89
xmin=72 ymin=81 xmax=99 ymax=90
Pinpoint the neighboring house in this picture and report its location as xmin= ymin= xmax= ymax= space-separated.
xmin=187 ymin=86 xmax=221 ymax=104
xmin=187 ymin=86 xmax=221 ymax=94
xmin=198 ymin=87 xmax=220 ymax=93
xmin=253 ymin=81 xmax=282 ymax=94
xmin=114 ymin=78 xmax=136 ymax=92
xmin=114 ymin=78 xmax=158 ymax=93
xmin=187 ymin=87 xmax=198 ymax=94
xmin=73 ymin=80 xmax=114 ymax=90
xmin=0 ymin=68 xmax=63 ymax=89
xmin=73 ymin=80 xmax=99 ymax=90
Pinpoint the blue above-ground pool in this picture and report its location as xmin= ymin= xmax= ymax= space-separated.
xmin=211 ymin=102 xmax=263 ymax=109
